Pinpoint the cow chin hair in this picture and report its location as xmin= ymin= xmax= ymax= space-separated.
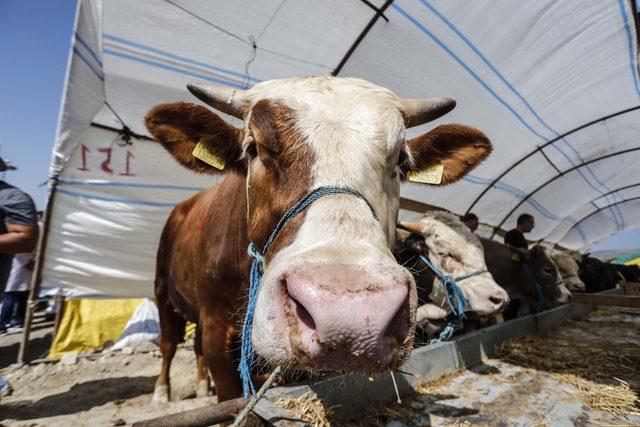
xmin=253 ymin=335 xmax=414 ymax=383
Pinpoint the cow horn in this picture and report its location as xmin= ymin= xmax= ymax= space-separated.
xmin=187 ymin=83 xmax=246 ymax=119
xmin=401 ymin=98 xmax=456 ymax=128
xmin=398 ymin=220 xmax=425 ymax=235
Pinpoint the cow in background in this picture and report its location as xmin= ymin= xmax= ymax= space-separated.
xmin=145 ymin=77 xmax=493 ymax=401
xmin=550 ymin=250 xmax=586 ymax=292
xmin=481 ymin=239 xmax=571 ymax=320
xmin=397 ymin=211 xmax=509 ymax=323
xmin=578 ymin=255 xmax=621 ymax=292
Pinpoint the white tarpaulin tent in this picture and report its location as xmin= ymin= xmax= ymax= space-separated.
xmin=46 ymin=0 xmax=640 ymax=298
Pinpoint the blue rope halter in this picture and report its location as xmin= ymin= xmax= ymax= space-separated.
xmin=417 ymin=253 xmax=486 ymax=341
xmin=521 ymin=263 xmax=545 ymax=313
xmin=239 ymin=186 xmax=379 ymax=397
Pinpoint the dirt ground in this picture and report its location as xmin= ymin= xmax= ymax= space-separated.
xmin=0 ymin=317 xmax=214 ymax=426
xmin=1 ymin=309 xmax=639 ymax=426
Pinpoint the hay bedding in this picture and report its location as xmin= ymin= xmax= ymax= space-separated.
xmin=276 ymin=392 xmax=334 ymax=427
xmin=276 ymin=308 xmax=640 ymax=425
xmin=494 ymin=308 xmax=640 ymax=420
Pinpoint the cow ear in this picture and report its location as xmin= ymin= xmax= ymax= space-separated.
xmin=145 ymin=102 xmax=243 ymax=174
xmin=401 ymin=124 xmax=491 ymax=185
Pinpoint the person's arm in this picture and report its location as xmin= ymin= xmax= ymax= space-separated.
xmin=0 ymin=222 xmax=38 ymax=254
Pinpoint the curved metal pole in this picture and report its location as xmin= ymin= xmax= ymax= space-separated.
xmin=560 ymin=195 xmax=640 ymax=245
xmin=466 ymin=104 xmax=640 ymax=214
xmin=490 ymin=146 xmax=640 ymax=238
xmin=591 ymin=182 xmax=640 ymax=203
xmin=549 ymin=182 xmax=640 ymax=245
xmin=332 ymin=0 xmax=395 ymax=76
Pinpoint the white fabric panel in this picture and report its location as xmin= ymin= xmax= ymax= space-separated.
xmin=48 ymin=0 xmax=640 ymax=296
xmin=543 ymin=109 xmax=640 ymax=170
xmin=50 ymin=0 xmax=105 ymax=177
xmin=343 ymin=0 xmax=640 ymax=243
xmin=594 ymin=185 xmax=640 ymax=208
xmin=504 ymin=149 xmax=640 ymax=241
xmin=469 ymin=152 xmax=559 ymax=223
xmin=94 ymin=0 xmax=376 ymax=135
xmin=42 ymin=126 xmax=219 ymax=298
xmin=560 ymin=198 xmax=640 ymax=249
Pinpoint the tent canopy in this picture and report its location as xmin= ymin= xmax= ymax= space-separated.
xmin=47 ymin=0 xmax=640 ymax=297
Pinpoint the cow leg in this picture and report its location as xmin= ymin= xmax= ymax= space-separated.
xmin=194 ymin=324 xmax=210 ymax=398
xmin=153 ymin=299 xmax=185 ymax=403
xmin=200 ymin=315 xmax=242 ymax=401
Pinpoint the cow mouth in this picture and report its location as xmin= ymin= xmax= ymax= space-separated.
xmin=280 ymin=276 xmax=412 ymax=372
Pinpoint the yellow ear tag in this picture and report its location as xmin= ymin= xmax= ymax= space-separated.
xmin=192 ymin=140 xmax=225 ymax=170
xmin=408 ymin=164 xmax=444 ymax=185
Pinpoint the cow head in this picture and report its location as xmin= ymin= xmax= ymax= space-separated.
xmin=145 ymin=77 xmax=492 ymax=373
xmin=529 ymin=246 xmax=570 ymax=307
xmin=550 ymin=251 xmax=585 ymax=292
xmin=400 ymin=211 xmax=509 ymax=316
xmin=578 ymin=256 xmax=620 ymax=292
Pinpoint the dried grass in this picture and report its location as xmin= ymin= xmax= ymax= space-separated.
xmin=494 ymin=308 xmax=640 ymax=420
xmin=276 ymin=391 xmax=333 ymax=427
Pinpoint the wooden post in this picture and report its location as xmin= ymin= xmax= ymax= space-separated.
xmin=53 ymin=294 xmax=66 ymax=337
xmin=18 ymin=179 xmax=57 ymax=364
xmin=132 ymin=397 xmax=248 ymax=427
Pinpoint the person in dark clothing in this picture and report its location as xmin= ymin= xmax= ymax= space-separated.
xmin=504 ymin=213 xmax=534 ymax=259
xmin=0 ymin=178 xmax=39 ymax=335
xmin=461 ymin=213 xmax=479 ymax=233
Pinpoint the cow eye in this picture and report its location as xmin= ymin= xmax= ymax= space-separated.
xmin=247 ymin=144 xmax=257 ymax=158
xmin=242 ymin=135 xmax=257 ymax=158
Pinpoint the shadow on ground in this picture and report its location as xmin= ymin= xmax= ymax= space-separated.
xmin=0 ymin=332 xmax=52 ymax=370
xmin=1 ymin=376 xmax=156 ymax=420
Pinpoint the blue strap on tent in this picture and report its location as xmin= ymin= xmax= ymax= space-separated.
xmin=417 ymin=253 xmax=486 ymax=341
xmin=240 ymin=186 xmax=379 ymax=397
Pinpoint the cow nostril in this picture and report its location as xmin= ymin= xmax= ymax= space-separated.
xmin=489 ymin=296 xmax=504 ymax=307
xmin=382 ymin=296 xmax=409 ymax=344
xmin=292 ymin=297 xmax=316 ymax=331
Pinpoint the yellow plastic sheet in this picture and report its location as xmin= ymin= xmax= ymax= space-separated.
xmin=50 ymin=298 xmax=143 ymax=358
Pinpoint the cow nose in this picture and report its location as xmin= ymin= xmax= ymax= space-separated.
xmin=283 ymin=266 xmax=410 ymax=371
xmin=490 ymin=295 xmax=508 ymax=309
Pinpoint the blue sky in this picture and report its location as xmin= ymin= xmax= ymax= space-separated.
xmin=0 ymin=1 xmax=76 ymax=208
xmin=0 ymin=0 xmax=637 ymax=252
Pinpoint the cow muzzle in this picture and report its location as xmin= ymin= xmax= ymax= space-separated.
xmin=460 ymin=276 xmax=510 ymax=315
xmin=255 ymin=262 xmax=415 ymax=372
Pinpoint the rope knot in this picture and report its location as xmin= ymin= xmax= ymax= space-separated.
xmin=248 ymin=242 xmax=264 ymax=264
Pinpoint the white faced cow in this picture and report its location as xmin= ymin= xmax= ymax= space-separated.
xmin=145 ymin=77 xmax=493 ymax=401
xmin=550 ymin=250 xmax=586 ymax=292
xmin=399 ymin=211 xmax=509 ymax=322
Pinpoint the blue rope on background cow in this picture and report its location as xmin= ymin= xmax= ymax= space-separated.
xmin=417 ymin=253 xmax=486 ymax=341
xmin=240 ymin=186 xmax=379 ymax=398
xmin=522 ymin=263 xmax=545 ymax=313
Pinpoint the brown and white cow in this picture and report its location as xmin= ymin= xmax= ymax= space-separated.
xmin=145 ymin=77 xmax=492 ymax=402
xmin=481 ymin=239 xmax=571 ymax=319
xmin=398 ymin=211 xmax=509 ymax=322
